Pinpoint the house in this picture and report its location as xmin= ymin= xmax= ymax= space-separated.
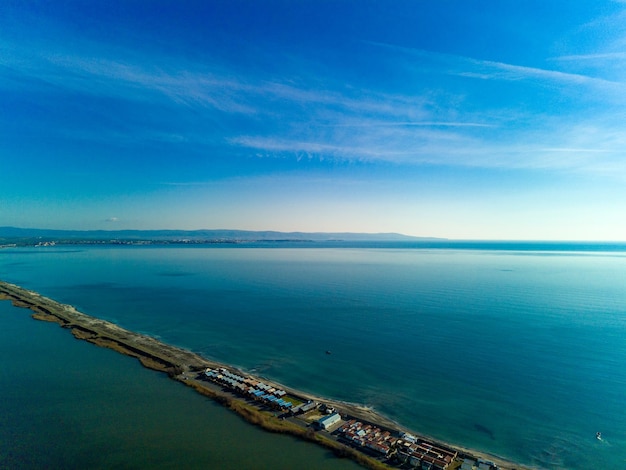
xmin=316 ymin=412 xmax=341 ymax=430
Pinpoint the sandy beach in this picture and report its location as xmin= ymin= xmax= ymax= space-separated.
xmin=0 ymin=280 xmax=532 ymax=470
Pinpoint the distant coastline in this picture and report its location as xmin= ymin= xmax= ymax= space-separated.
xmin=0 ymin=280 xmax=531 ymax=470
xmin=0 ymin=226 xmax=439 ymax=247
xmin=2 ymin=226 xmax=625 ymax=252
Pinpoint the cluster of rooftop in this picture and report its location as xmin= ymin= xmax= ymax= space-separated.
xmin=395 ymin=434 xmax=458 ymax=470
xmin=335 ymin=418 xmax=468 ymax=470
xmin=337 ymin=419 xmax=399 ymax=457
xmin=204 ymin=368 xmax=295 ymax=410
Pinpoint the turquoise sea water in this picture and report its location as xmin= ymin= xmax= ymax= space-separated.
xmin=1 ymin=244 xmax=625 ymax=469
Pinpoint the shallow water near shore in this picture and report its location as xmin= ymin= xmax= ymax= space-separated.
xmin=1 ymin=244 xmax=626 ymax=469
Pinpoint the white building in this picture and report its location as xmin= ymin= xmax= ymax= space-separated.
xmin=316 ymin=412 xmax=341 ymax=430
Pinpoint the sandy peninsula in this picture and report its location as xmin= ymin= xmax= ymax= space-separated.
xmin=0 ymin=280 xmax=532 ymax=470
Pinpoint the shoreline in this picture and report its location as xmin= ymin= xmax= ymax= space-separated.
xmin=0 ymin=280 xmax=532 ymax=470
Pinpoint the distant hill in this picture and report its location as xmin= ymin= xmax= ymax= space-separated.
xmin=0 ymin=227 xmax=440 ymax=245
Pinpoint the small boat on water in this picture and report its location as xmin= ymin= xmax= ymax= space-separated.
xmin=596 ymin=432 xmax=602 ymax=440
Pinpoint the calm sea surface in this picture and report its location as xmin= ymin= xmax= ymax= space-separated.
xmin=1 ymin=243 xmax=625 ymax=469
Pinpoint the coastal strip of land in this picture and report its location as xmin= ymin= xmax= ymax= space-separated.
xmin=0 ymin=280 xmax=531 ymax=470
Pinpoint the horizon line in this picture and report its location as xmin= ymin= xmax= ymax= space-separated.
xmin=1 ymin=226 xmax=626 ymax=244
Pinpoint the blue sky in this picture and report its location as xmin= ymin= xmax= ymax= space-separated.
xmin=1 ymin=1 xmax=626 ymax=240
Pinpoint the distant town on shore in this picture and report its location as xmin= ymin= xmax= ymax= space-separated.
xmin=0 ymin=226 xmax=439 ymax=247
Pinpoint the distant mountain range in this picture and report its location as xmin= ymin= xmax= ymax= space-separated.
xmin=0 ymin=227 xmax=440 ymax=245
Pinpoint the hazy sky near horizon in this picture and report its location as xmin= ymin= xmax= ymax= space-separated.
xmin=2 ymin=1 xmax=626 ymax=240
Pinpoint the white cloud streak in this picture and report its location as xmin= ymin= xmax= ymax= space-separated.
xmin=4 ymin=37 xmax=626 ymax=177
xmin=553 ymin=52 xmax=626 ymax=61
xmin=369 ymin=41 xmax=626 ymax=92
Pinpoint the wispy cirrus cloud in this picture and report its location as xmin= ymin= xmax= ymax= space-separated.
xmin=460 ymin=58 xmax=621 ymax=89
xmin=232 ymin=115 xmax=626 ymax=178
xmin=2 ymin=41 xmax=437 ymax=122
xmin=368 ymin=41 xmax=625 ymax=92
xmin=5 ymin=35 xmax=626 ymax=178
xmin=553 ymin=52 xmax=626 ymax=61
xmin=548 ymin=51 xmax=626 ymax=82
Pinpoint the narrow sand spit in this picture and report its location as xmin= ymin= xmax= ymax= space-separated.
xmin=0 ymin=281 xmax=531 ymax=470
